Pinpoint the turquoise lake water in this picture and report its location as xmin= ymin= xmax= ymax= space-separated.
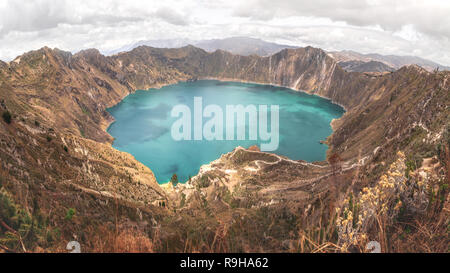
xmin=107 ymin=80 xmax=344 ymax=183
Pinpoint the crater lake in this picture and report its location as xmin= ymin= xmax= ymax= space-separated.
xmin=107 ymin=80 xmax=344 ymax=183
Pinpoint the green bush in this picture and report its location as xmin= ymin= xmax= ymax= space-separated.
xmin=0 ymin=188 xmax=46 ymax=250
xmin=405 ymin=157 xmax=419 ymax=178
xmin=2 ymin=111 xmax=12 ymax=124
xmin=65 ymin=208 xmax=76 ymax=221
xmin=179 ymin=193 xmax=186 ymax=208
xmin=197 ymin=176 xmax=211 ymax=188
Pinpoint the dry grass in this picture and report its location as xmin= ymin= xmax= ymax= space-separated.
xmin=84 ymin=226 xmax=154 ymax=253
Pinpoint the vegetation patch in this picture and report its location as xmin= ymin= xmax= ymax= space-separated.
xmin=2 ymin=111 xmax=12 ymax=124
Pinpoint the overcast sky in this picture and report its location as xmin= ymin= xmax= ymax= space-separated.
xmin=1 ymin=0 xmax=449 ymax=65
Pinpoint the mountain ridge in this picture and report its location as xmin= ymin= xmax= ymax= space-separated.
xmin=338 ymin=60 xmax=396 ymax=73
xmin=329 ymin=50 xmax=450 ymax=72
xmin=100 ymin=36 xmax=450 ymax=72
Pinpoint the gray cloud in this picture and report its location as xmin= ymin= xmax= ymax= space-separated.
xmin=0 ymin=0 xmax=189 ymax=37
xmin=0 ymin=0 xmax=72 ymax=35
xmin=154 ymin=7 xmax=191 ymax=26
xmin=233 ymin=0 xmax=450 ymax=38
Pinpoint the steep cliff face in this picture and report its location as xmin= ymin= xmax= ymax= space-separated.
xmin=201 ymin=47 xmax=340 ymax=97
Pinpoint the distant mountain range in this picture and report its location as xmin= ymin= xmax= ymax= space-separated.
xmin=194 ymin=37 xmax=297 ymax=56
xmin=105 ymin=37 xmax=449 ymax=72
xmin=105 ymin=37 xmax=297 ymax=57
xmin=328 ymin=50 xmax=450 ymax=72
xmin=337 ymin=60 xmax=396 ymax=73
xmin=105 ymin=38 xmax=196 ymax=55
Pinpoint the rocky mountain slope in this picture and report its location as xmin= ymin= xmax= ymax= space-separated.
xmin=0 ymin=45 xmax=448 ymax=252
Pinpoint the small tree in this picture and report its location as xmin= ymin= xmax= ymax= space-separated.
xmin=328 ymin=152 xmax=343 ymax=205
xmin=2 ymin=111 xmax=12 ymax=124
xmin=170 ymin=174 xmax=179 ymax=187
xmin=328 ymin=152 xmax=343 ymax=176
xmin=65 ymin=208 xmax=76 ymax=221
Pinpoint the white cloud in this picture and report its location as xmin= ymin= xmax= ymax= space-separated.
xmin=153 ymin=7 xmax=191 ymax=26
xmin=0 ymin=0 xmax=449 ymax=66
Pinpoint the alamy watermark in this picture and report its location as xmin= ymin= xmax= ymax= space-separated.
xmin=66 ymin=241 xmax=81 ymax=253
xmin=171 ymin=97 xmax=280 ymax=152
